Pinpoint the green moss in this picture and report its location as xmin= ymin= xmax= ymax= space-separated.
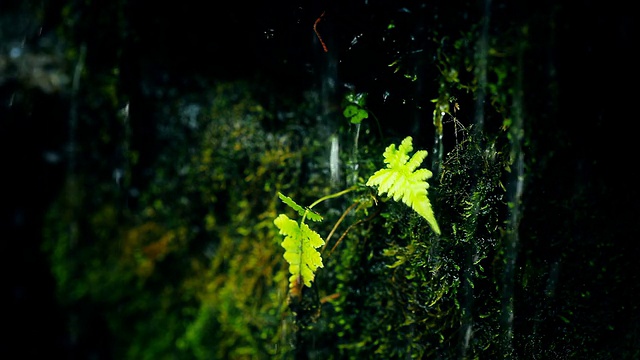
xmin=42 ymin=56 xmax=513 ymax=359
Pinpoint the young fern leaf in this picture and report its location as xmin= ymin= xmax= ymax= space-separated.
xmin=274 ymin=214 xmax=325 ymax=291
xmin=366 ymin=136 xmax=441 ymax=235
xmin=278 ymin=192 xmax=323 ymax=222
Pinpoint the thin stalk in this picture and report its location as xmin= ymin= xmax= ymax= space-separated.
xmin=321 ymin=201 xmax=359 ymax=255
xmin=327 ymin=207 xmax=381 ymax=258
xmin=308 ymin=186 xmax=358 ymax=209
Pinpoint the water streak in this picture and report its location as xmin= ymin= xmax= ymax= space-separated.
xmin=502 ymin=38 xmax=525 ymax=357
xmin=330 ymin=134 xmax=340 ymax=188
xmin=349 ymin=122 xmax=361 ymax=186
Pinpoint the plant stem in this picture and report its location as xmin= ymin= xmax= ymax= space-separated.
xmin=308 ymin=186 xmax=358 ymax=209
xmin=321 ymin=201 xmax=359 ymax=254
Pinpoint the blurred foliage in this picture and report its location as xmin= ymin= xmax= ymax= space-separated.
xmin=43 ymin=81 xmax=314 ymax=359
xmin=342 ymin=91 xmax=369 ymax=125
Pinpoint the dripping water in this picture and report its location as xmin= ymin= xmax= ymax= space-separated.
xmin=318 ymin=26 xmax=340 ymax=192
xmin=67 ymin=43 xmax=86 ymax=176
xmin=330 ymin=117 xmax=361 ymax=191
xmin=432 ymin=111 xmax=444 ymax=178
xmin=501 ymin=27 xmax=526 ymax=358
xmin=460 ymin=0 xmax=491 ymax=357
xmin=65 ymin=43 xmax=86 ymax=251
xmin=330 ymin=133 xmax=340 ymax=188
xmin=349 ymin=122 xmax=361 ymax=187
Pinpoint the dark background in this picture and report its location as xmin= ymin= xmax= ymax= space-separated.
xmin=2 ymin=0 xmax=638 ymax=358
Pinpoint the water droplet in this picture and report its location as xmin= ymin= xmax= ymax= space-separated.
xmin=264 ymin=29 xmax=275 ymax=40
xmin=9 ymin=47 xmax=22 ymax=59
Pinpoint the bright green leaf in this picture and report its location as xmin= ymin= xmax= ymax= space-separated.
xmin=366 ymin=136 xmax=441 ymax=235
xmin=274 ymin=214 xmax=325 ymax=289
xmin=278 ymin=192 xmax=322 ymax=222
xmin=344 ymin=105 xmax=369 ymax=124
xmin=342 ymin=92 xmax=369 ymax=124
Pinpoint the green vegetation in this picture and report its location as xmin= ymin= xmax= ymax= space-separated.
xmin=274 ymin=136 xmax=439 ymax=304
xmin=274 ymin=193 xmax=325 ymax=295
xmin=34 ymin=1 xmax=636 ymax=359
xmin=366 ymin=136 xmax=440 ymax=235
xmin=39 ymin=45 xmax=511 ymax=359
xmin=342 ymin=91 xmax=369 ymax=124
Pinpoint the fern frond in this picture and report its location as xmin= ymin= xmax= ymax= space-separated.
xmin=278 ymin=192 xmax=323 ymax=222
xmin=274 ymin=214 xmax=325 ymax=289
xmin=366 ymin=136 xmax=441 ymax=235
